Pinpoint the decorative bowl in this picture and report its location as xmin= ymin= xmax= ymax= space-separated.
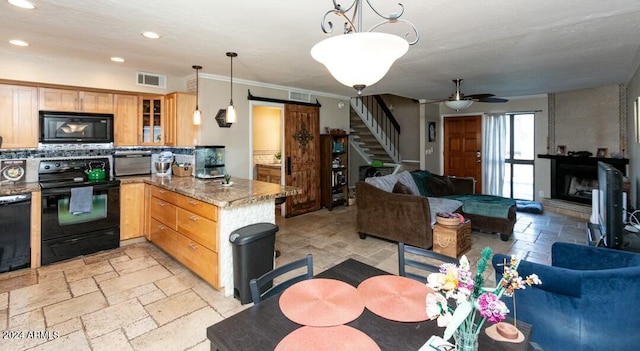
xmin=436 ymin=213 xmax=463 ymax=226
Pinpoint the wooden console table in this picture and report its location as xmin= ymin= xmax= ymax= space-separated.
xmin=206 ymin=259 xmax=532 ymax=351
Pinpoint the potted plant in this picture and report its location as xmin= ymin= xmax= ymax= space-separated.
xmin=274 ymin=151 xmax=282 ymax=163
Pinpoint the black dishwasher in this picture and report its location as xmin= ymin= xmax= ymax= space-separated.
xmin=0 ymin=193 xmax=31 ymax=272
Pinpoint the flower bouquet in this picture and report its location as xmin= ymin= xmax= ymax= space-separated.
xmin=425 ymin=247 xmax=541 ymax=350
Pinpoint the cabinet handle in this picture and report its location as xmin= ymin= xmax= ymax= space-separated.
xmin=188 ymin=200 xmax=198 ymax=205
xmin=157 ymin=202 xmax=166 ymax=207
xmin=189 ymin=215 xmax=199 ymax=222
xmin=158 ymin=190 xmax=167 ymax=193
xmin=287 ymin=156 xmax=292 ymax=175
xmin=188 ymin=243 xmax=198 ymax=250
xmin=157 ymin=225 xmax=165 ymax=230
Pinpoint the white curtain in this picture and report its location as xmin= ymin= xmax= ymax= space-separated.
xmin=482 ymin=113 xmax=507 ymax=195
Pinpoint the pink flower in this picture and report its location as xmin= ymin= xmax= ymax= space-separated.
xmin=477 ymin=292 xmax=509 ymax=323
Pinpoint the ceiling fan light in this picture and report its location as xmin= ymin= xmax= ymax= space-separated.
xmin=311 ymin=32 xmax=408 ymax=91
xmin=444 ymin=99 xmax=473 ymax=111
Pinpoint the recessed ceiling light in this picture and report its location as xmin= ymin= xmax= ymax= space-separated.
xmin=9 ymin=39 xmax=29 ymax=47
xmin=111 ymin=57 xmax=125 ymax=63
xmin=7 ymin=0 xmax=36 ymax=9
xmin=141 ymin=31 xmax=160 ymax=39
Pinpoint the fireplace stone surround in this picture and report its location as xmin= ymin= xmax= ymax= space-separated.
xmin=538 ymin=155 xmax=628 ymax=204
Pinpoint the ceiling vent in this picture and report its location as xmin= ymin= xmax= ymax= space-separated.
xmin=137 ymin=72 xmax=167 ymax=88
xmin=289 ymin=90 xmax=311 ymax=102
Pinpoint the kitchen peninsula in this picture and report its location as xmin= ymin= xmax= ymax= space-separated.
xmin=122 ymin=175 xmax=301 ymax=297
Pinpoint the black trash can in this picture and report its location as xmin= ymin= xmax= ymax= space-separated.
xmin=229 ymin=223 xmax=279 ymax=304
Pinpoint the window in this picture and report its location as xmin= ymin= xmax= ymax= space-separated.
xmin=503 ymin=114 xmax=535 ymax=200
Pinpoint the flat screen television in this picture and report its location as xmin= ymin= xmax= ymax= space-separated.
xmin=597 ymin=161 xmax=624 ymax=248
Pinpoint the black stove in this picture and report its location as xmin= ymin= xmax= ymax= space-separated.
xmin=39 ymin=157 xmax=120 ymax=189
xmin=38 ymin=156 xmax=121 ymax=265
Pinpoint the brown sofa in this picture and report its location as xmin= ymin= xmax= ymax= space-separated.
xmin=355 ymin=171 xmax=516 ymax=249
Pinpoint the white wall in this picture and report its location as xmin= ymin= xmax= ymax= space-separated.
xmin=195 ymin=76 xmax=350 ymax=178
xmin=627 ymin=65 xmax=640 ymax=208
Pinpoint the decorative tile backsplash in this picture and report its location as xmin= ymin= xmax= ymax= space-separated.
xmin=0 ymin=146 xmax=195 ymax=160
xmin=253 ymin=149 xmax=280 ymax=165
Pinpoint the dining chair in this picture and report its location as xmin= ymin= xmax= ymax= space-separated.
xmin=398 ymin=242 xmax=458 ymax=283
xmin=249 ymin=254 xmax=314 ymax=304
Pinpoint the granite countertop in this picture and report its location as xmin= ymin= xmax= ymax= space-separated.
xmin=256 ymin=163 xmax=282 ymax=169
xmin=120 ymin=175 xmax=301 ymax=208
xmin=0 ymin=181 xmax=41 ymax=195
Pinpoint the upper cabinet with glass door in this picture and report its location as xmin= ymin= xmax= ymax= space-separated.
xmin=139 ymin=96 xmax=164 ymax=145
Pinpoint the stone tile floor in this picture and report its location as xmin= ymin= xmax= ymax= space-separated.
xmin=0 ymin=206 xmax=586 ymax=350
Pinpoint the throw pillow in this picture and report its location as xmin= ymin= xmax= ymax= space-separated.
xmin=392 ymin=181 xmax=413 ymax=194
xmin=426 ymin=175 xmax=456 ymax=197
xmin=410 ymin=170 xmax=432 ymax=196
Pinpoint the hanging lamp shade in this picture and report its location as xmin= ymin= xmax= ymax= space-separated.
xmin=444 ymin=99 xmax=473 ymax=111
xmin=192 ymin=65 xmax=202 ymax=125
xmin=311 ymin=32 xmax=408 ymax=94
xmin=226 ymin=104 xmax=237 ymax=123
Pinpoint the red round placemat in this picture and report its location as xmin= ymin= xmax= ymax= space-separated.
xmin=279 ymin=278 xmax=365 ymax=327
xmin=357 ymin=275 xmax=432 ymax=322
xmin=275 ymin=325 xmax=381 ymax=351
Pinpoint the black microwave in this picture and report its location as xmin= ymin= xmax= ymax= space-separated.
xmin=39 ymin=111 xmax=114 ymax=143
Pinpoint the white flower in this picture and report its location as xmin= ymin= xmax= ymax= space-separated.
xmin=526 ymin=273 xmax=542 ymax=285
xmin=426 ymin=293 xmax=453 ymax=327
xmin=427 ymin=273 xmax=445 ymax=290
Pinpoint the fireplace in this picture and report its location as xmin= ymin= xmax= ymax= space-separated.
xmin=538 ymin=155 xmax=628 ymax=204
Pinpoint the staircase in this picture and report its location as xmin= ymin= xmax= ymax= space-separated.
xmin=349 ymin=95 xmax=400 ymax=165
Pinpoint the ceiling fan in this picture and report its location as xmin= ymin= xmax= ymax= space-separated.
xmin=439 ymin=79 xmax=509 ymax=111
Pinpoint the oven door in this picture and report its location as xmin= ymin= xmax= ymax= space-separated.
xmin=41 ymin=184 xmax=120 ymax=264
xmin=42 ymin=184 xmax=120 ymax=240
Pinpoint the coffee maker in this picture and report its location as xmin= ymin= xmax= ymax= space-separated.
xmin=194 ymin=146 xmax=225 ymax=179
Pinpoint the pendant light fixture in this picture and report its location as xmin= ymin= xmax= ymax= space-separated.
xmin=226 ymin=52 xmax=237 ymax=123
xmin=311 ymin=0 xmax=419 ymax=95
xmin=216 ymin=52 xmax=237 ymax=128
xmin=192 ymin=65 xmax=202 ymax=125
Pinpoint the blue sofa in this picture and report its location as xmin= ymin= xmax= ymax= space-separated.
xmin=493 ymin=242 xmax=640 ymax=351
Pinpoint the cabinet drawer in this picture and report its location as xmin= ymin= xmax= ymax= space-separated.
xmin=176 ymin=233 xmax=218 ymax=287
xmin=176 ymin=195 xmax=217 ymax=222
xmin=150 ymin=218 xmax=178 ymax=257
xmin=150 ymin=186 xmax=177 ymax=204
xmin=150 ymin=196 xmax=177 ymax=229
xmin=177 ymin=208 xmax=218 ymax=252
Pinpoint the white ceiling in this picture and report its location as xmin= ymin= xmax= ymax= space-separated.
xmin=2 ymin=0 xmax=640 ymax=100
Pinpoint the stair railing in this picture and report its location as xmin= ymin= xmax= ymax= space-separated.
xmin=350 ymin=95 xmax=401 ymax=163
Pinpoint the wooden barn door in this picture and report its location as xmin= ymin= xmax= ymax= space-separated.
xmin=443 ymin=115 xmax=483 ymax=193
xmin=284 ymin=104 xmax=321 ymax=217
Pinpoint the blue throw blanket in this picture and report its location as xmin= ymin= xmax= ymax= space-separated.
xmin=442 ymin=194 xmax=515 ymax=219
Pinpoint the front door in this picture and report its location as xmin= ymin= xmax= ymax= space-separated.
xmin=284 ymin=104 xmax=321 ymax=217
xmin=443 ymin=115 xmax=482 ymax=193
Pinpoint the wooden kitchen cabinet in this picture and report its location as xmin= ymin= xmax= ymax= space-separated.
xmin=139 ymin=95 xmax=164 ymax=145
xmin=165 ymin=92 xmax=197 ymax=147
xmin=0 ymin=84 xmax=38 ymax=148
xmin=257 ymin=165 xmax=281 ymax=184
xmin=38 ymin=87 xmax=113 ymax=113
xmin=114 ymin=94 xmax=139 ymax=146
xmin=147 ymin=185 xmax=220 ymax=287
xmin=120 ymin=183 xmax=145 ymax=240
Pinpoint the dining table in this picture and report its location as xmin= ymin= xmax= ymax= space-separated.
xmin=206 ymin=258 xmax=532 ymax=351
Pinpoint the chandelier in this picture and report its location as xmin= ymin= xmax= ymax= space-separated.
xmin=311 ymin=0 xmax=419 ymax=95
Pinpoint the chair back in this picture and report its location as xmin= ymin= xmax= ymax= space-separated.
xmin=249 ymin=254 xmax=313 ymax=304
xmin=398 ymin=242 xmax=458 ymax=283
